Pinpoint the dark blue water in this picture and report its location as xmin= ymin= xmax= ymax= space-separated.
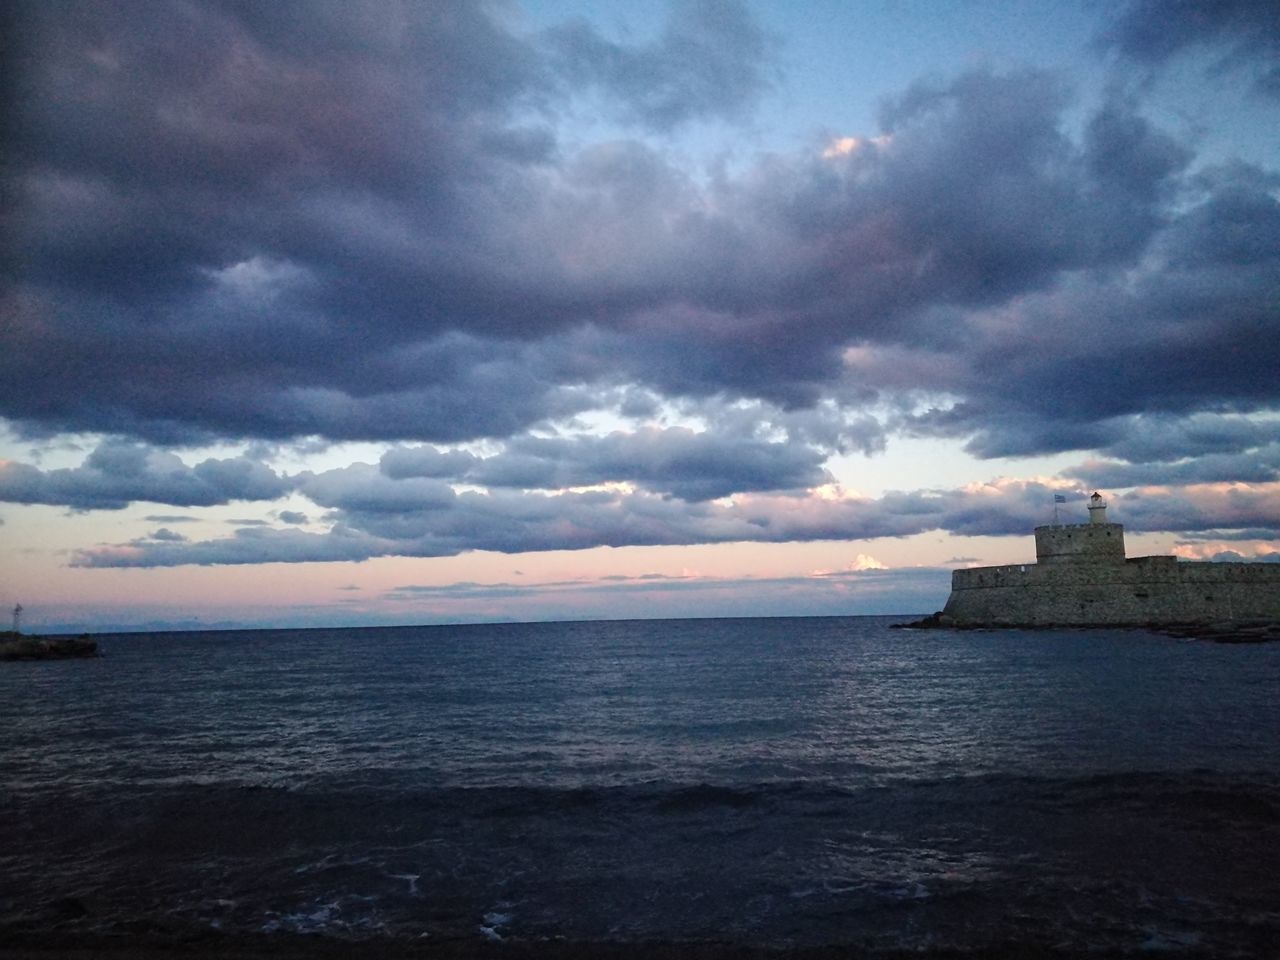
xmin=2 ymin=617 xmax=1279 ymax=953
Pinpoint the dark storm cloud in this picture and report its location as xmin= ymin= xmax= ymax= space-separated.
xmin=1 ymin=0 xmax=683 ymax=442
xmin=1096 ymin=413 xmax=1280 ymax=463
xmin=1103 ymin=0 xmax=1280 ymax=97
xmin=382 ymin=426 xmax=830 ymax=501
xmin=502 ymin=71 xmax=1205 ymax=414
xmin=1066 ymin=445 xmax=1280 ymax=489
xmin=1115 ymin=483 xmax=1280 ymax=532
xmin=545 ymin=0 xmax=774 ymax=130
xmin=0 ymin=439 xmax=289 ymax=510
xmin=73 ymin=476 xmax=1244 ymax=568
xmin=147 ymin=528 xmax=187 ymax=542
xmin=901 ymin=159 xmax=1280 ymax=459
xmin=0 ymin=422 xmax=830 ymax=512
xmin=1013 ymin=414 xmax=1280 ymax=489
xmin=73 ymin=525 xmax=383 ymax=567
xmin=379 ymin=446 xmax=480 ymax=481
xmin=2 ymin=1 xmax=1278 ymax=511
xmin=876 ymin=75 xmax=1174 ymax=288
xmin=68 ymin=474 xmax=1280 ymax=568
xmin=1060 ymin=413 xmax=1280 ymax=488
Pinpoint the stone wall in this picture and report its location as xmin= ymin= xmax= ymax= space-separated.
xmin=1034 ymin=523 xmax=1126 ymax=565
xmin=944 ymin=556 xmax=1280 ymax=626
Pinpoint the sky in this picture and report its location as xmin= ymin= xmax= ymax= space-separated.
xmin=2 ymin=0 xmax=1279 ymax=633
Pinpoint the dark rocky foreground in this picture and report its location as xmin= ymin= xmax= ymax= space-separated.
xmin=0 ymin=632 xmax=98 ymax=661
xmin=0 ymin=933 xmax=1236 ymax=960
xmin=892 ymin=613 xmax=1280 ymax=642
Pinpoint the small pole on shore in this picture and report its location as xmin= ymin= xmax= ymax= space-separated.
xmin=12 ymin=603 xmax=22 ymax=634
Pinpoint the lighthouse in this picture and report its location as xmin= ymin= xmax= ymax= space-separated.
xmin=1088 ymin=492 xmax=1107 ymax=524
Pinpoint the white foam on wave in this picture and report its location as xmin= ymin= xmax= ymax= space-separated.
xmin=260 ymin=894 xmax=385 ymax=935
xmin=479 ymin=907 xmax=514 ymax=940
xmin=292 ymin=853 xmax=372 ymax=875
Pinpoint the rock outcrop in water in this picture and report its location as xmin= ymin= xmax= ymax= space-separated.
xmin=898 ymin=494 xmax=1280 ymax=635
xmin=0 ymin=632 xmax=98 ymax=661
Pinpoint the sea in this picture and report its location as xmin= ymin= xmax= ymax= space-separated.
xmin=2 ymin=616 xmax=1279 ymax=955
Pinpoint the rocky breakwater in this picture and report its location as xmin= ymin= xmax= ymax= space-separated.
xmin=0 ymin=632 xmax=98 ymax=661
xmin=892 ymin=613 xmax=1280 ymax=643
xmin=1157 ymin=620 xmax=1280 ymax=644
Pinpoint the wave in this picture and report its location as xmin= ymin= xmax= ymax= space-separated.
xmin=4 ymin=769 xmax=1278 ymax=954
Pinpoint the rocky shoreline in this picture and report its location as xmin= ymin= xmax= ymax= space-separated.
xmin=892 ymin=613 xmax=1280 ymax=643
xmin=0 ymin=632 xmax=98 ymax=661
xmin=0 ymin=931 xmax=1231 ymax=960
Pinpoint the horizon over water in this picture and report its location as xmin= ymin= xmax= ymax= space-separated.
xmin=2 ymin=615 xmax=1278 ymax=956
xmin=33 ymin=609 xmax=941 ymax=638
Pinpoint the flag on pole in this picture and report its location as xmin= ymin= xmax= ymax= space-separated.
xmin=1053 ymin=494 xmax=1067 ymax=503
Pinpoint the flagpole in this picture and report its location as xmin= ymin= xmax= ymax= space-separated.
xmin=1052 ymin=493 xmax=1067 ymax=525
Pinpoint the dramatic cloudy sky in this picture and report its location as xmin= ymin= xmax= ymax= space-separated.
xmin=2 ymin=0 xmax=1278 ymax=632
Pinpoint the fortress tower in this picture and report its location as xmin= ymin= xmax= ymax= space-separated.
xmin=940 ymin=489 xmax=1280 ymax=627
xmin=1034 ymin=492 xmax=1125 ymax=565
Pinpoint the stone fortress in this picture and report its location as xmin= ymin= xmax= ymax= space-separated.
xmin=939 ymin=493 xmax=1280 ymax=628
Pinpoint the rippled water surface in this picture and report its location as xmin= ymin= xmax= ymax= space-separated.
xmin=2 ymin=617 xmax=1279 ymax=953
